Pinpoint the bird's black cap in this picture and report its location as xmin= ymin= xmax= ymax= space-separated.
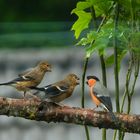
xmin=87 ymin=75 xmax=100 ymax=81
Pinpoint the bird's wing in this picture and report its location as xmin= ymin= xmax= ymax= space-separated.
xmin=93 ymin=82 xmax=110 ymax=96
xmin=18 ymin=68 xmax=34 ymax=77
xmin=93 ymin=82 xmax=113 ymax=111
xmin=18 ymin=68 xmax=35 ymax=80
xmin=94 ymin=92 xmax=113 ymax=111
xmin=9 ymin=77 xmax=31 ymax=84
xmin=0 ymin=76 xmax=33 ymax=86
xmin=44 ymin=84 xmax=69 ymax=97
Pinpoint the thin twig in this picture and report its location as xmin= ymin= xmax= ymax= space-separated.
xmin=120 ymin=59 xmax=133 ymax=112
xmin=99 ymin=54 xmax=107 ymax=140
xmin=81 ymin=57 xmax=90 ymax=140
xmin=81 ymin=58 xmax=89 ymax=108
xmin=113 ymin=3 xmax=121 ymax=140
xmin=114 ymin=3 xmax=120 ymax=113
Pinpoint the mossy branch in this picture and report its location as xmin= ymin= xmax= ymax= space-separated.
xmin=0 ymin=97 xmax=140 ymax=134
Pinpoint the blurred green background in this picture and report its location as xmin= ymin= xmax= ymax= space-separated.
xmin=0 ymin=0 xmax=78 ymax=21
xmin=0 ymin=0 xmax=79 ymax=48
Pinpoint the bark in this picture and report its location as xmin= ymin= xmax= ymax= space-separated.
xmin=0 ymin=97 xmax=139 ymax=134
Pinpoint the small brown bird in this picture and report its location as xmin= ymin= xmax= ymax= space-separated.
xmin=0 ymin=60 xmax=52 ymax=98
xmin=30 ymin=73 xmax=80 ymax=102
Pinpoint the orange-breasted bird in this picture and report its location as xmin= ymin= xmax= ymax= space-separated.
xmin=30 ymin=73 xmax=80 ymax=103
xmin=0 ymin=60 xmax=52 ymax=98
xmin=86 ymin=75 xmax=116 ymax=121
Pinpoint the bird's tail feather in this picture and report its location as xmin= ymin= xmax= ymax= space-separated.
xmin=101 ymin=104 xmax=117 ymax=122
xmin=108 ymin=111 xmax=117 ymax=122
xmin=0 ymin=82 xmax=14 ymax=86
xmin=30 ymin=86 xmax=45 ymax=91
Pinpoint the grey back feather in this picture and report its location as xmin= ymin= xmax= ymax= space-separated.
xmin=93 ymin=82 xmax=113 ymax=111
xmin=93 ymin=82 xmax=110 ymax=96
xmin=18 ymin=68 xmax=34 ymax=77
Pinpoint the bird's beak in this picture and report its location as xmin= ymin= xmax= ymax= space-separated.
xmin=76 ymin=77 xmax=80 ymax=85
xmin=76 ymin=82 xmax=80 ymax=85
xmin=86 ymin=81 xmax=88 ymax=85
xmin=47 ymin=66 xmax=52 ymax=72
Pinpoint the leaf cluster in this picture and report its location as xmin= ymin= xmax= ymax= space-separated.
xmin=71 ymin=0 xmax=140 ymax=64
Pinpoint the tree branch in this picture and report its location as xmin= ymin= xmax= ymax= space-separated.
xmin=0 ymin=97 xmax=139 ymax=134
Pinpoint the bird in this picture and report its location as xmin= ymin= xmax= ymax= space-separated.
xmin=30 ymin=73 xmax=80 ymax=103
xmin=86 ymin=75 xmax=116 ymax=121
xmin=0 ymin=60 xmax=52 ymax=98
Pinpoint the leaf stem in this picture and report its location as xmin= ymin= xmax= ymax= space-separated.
xmin=127 ymin=60 xmax=139 ymax=113
xmin=120 ymin=59 xmax=133 ymax=112
xmin=81 ymin=58 xmax=89 ymax=108
xmin=81 ymin=57 xmax=90 ymax=140
xmin=99 ymin=54 xmax=107 ymax=140
xmin=113 ymin=2 xmax=121 ymax=140
xmin=114 ymin=3 xmax=120 ymax=113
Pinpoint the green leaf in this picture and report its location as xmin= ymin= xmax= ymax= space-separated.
xmin=105 ymin=50 xmax=127 ymax=71
xmin=86 ymin=40 xmax=107 ymax=58
xmin=91 ymin=0 xmax=113 ymax=17
xmin=71 ymin=1 xmax=92 ymax=14
xmin=129 ymin=32 xmax=140 ymax=50
xmin=86 ymin=45 xmax=95 ymax=58
xmin=85 ymin=27 xmax=112 ymax=57
xmin=105 ymin=54 xmax=114 ymax=67
xmin=119 ymin=0 xmax=140 ymax=12
xmin=76 ymin=31 xmax=97 ymax=46
xmin=118 ymin=50 xmax=127 ymax=71
xmin=76 ymin=37 xmax=89 ymax=46
xmin=71 ymin=11 xmax=92 ymax=39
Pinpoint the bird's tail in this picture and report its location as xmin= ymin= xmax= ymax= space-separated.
xmin=29 ymin=86 xmax=45 ymax=91
xmin=0 ymin=81 xmax=14 ymax=86
xmin=30 ymin=87 xmax=46 ymax=99
xmin=108 ymin=111 xmax=117 ymax=122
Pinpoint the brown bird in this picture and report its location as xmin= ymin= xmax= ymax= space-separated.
xmin=30 ymin=73 xmax=80 ymax=102
xmin=0 ymin=60 xmax=52 ymax=98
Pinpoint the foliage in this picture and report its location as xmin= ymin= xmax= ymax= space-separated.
xmin=71 ymin=0 xmax=140 ymax=60
xmin=71 ymin=0 xmax=140 ymax=140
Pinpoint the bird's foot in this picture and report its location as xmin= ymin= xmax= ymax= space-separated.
xmin=92 ymin=106 xmax=98 ymax=111
xmin=26 ymin=92 xmax=40 ymax=101
xmin=32 ymin=95 xmax=41 ymax=102
xmin=54 ymin=102 xmax=64 ymax=107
